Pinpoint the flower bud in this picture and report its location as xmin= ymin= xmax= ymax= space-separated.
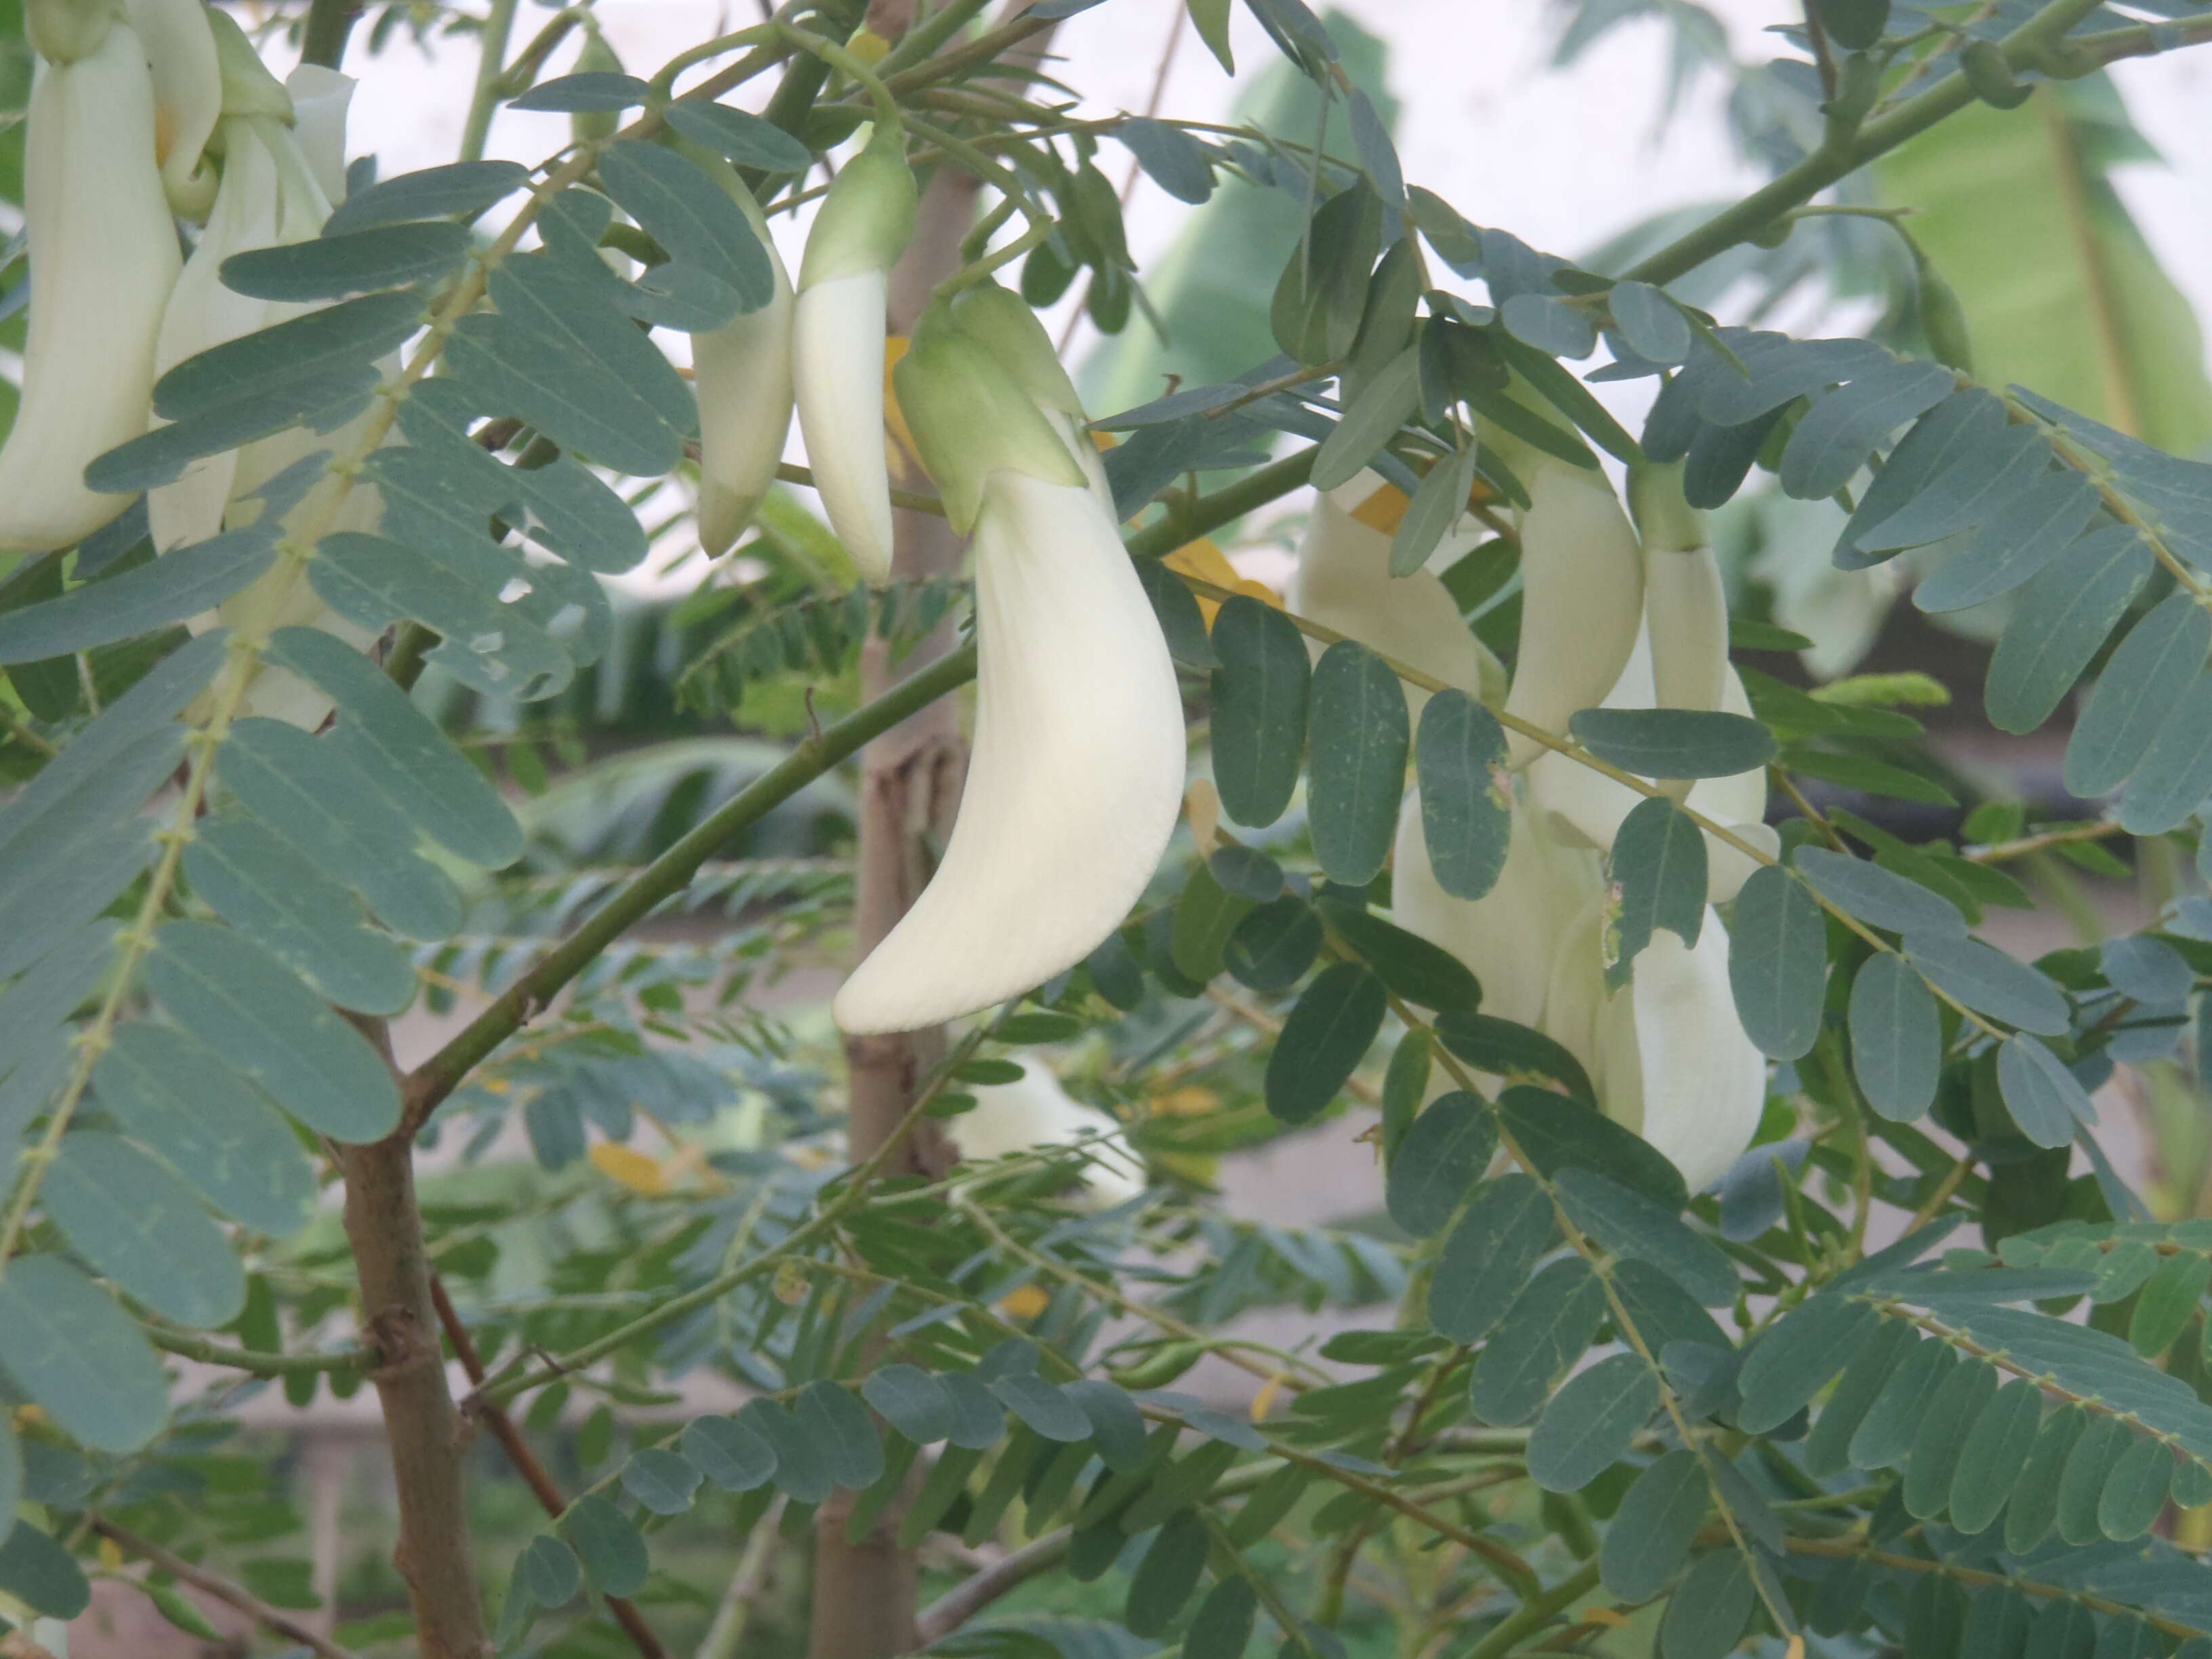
xmin=832 ymin=458 xmax=1184 ymax=1033
xmin=569 ymin=33 xmax=626 ymax=147
xmin=793 ymin=127 xmax=916 ymax=582
xmin=1501 ymin=459 xmax=1642 ymax=767
xmin=0 ymin=18 xmax=181 ymax=555
xmin=689 ymin=149 xmax=795 ymax=555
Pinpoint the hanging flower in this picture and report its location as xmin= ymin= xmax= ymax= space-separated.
xmin=792 ymin=125 xmax=916 ymax=583
xmin=691 ymin=155 xmax=795 ymax=558
xmin=1288 ymin=470 xmax=1505 ymax=710
xmin=1499 ymin=457 xmax=1644 ymax=768
xmin=833 ymin=314 xmax=1183 ymax=1033
xmin=1631 ymin=461 xmax=1729 ymax=718
xmin=1542 ymin=889 xmax=1768 ymax=1194
xmin=948 ymin=1061 xmax=1145 ymax=1210
xmin=0 ymin=5 xmax=182 ymax=555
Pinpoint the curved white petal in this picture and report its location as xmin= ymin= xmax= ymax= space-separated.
xmin=1644 ymin=543 xmax=1727 ymax=715
xmin=1289 ymin=480 xmax=1503 ymax=710
xmin=126 ymin=0 xmax=221 ymax=212
xmin=1542 ymin=888 xmax=1610 ymax=1085
xmin=695 ymin=239 xmax=794 ymax=556
xmin=1501 ymin=464 xmax=1643 ymax=768
xmin=834 ymin=472 xmax=1185 ymax=1033
xmin=1392 ymin=787 xmax=1602 ymax=1033
xmin=1051 ymin=409 xmax=1115 ymax=520
xmin=148 ymin=115 xmax=285 ymax=551
xmin=949 ymin=1063 xmax=1145 ymax=1210
xmin=283 ymin=64 xmax=355 ymax=205
xmin=0 ymin=25 xmax=181 ymax=555
xmin=1601 ymin=915 xmax=1767 ymax=1193
xmin=793 ymin=268 xmax=895 ymax=581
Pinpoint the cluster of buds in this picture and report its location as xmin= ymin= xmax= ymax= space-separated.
xmin=1 ymin=0 xmax=376 ymax=723
xmin=1307 ymin=449 xmax=1768 ymax=1193
xmin=830 ymin=283 xmax=1185 ymax=1035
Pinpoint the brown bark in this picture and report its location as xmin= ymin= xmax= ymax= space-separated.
xmin=340 ymin=1129 xmax=491 ymax=1658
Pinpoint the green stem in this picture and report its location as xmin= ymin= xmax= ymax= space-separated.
xmin=777 ymin=20 xmax=901 ymax=129
xmin=300 ymin=0 xmax=363 ymax=69
xmin=144 ymin=1324 xmax=363 ymax=1378
xmin=1459 ymin=1560 xmax=1602 ymax=1659
xmin=1624 ymin=0 xmax=2108 ymax=288
xmin=459 ymin=0 xmax=523 ymax=165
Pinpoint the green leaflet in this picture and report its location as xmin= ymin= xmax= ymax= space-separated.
xmin=144 ymin=920 xmax=401 ymax=1142
xmin=1209 ymin=594 xmax=1309 ymax=828
xmin=1469 ymin=1256 xmax=1607 ymax=1427
xmin=1848 ymin=952 xmax=1942 ymax=1122
xmin=42 ymin=1132 xmax=245 ymax=1329
xmin=1567 ymin=708 xmax=1776 ymax=779
xmin=1414 ymin=689 xmax=1513 ymax=900
xmin=1727 ymin=865 xmax=1829 ymax=1061
xmin=1306 ymin=639 xmax=1409 ymax=885
xmin=1384 ymin=1091 xmax=1495 ymax=1237
xmin=0 ymin=1256 xmax=169 ymax=1454
xmin=1604 ymin=795 xmax=1706 ymax=989
xmin=1264 ymin=963 xmax=1386 ymax=1124
xmin=1527 ymin=1353 xmax=1657 ymax=1493
xmin=1429 ymin=1173 xmax=1556 ymax=1345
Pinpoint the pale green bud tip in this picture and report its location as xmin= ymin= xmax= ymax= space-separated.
xmin=949 ymin=281 xmax=1085 ymax=418
xmin=893 ymin=334 xmax=1085 ymax=533
xmin=798 ymin=125 xmax=917 ymax=289
xmin=206 ymin=6 xmax=292 ymax=120
xmin=26 ymin=0 xmax=117 ymax=64
xmin=1627 ymin=461 xmax=1705 ymax=554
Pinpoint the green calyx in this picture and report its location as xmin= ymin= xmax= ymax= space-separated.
xmin=947 ymin=282 xmax=1085 ymax=418
xmin=799 ymin=124 xmax=916 ymax=289
xmin=893 ymin=333 xmax=1087 ymax=533
xmin=1627 ymin=461 xmax=1705 ymax=553
xmin=207 ymin=6 xmax=293 ymax=120
xmin=25 ymin=0 xmax=116 ymax=64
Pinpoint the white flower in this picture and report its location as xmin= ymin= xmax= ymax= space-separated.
xmin=0 ymin=16 xmax=182 ymax=555
xmin=834 ymin=326 xmax=1182 ymax=1033
xmin=792 ymin=127 xmax=916 ymax=583
xmin=281 ymin=62 xmax=354 ymax=205
xmin=692 ymin=161 xmax=794 ymax=558
xmin=1393 ymin=785 xmax=1600 ymax=1033
xmin=1527 ymin=629 xmax=1778 ymax=903
xmin=1545 ymin=893 xmax=1768 ymax=1194
xmin=947 ymin=1062 xmax=1145 ymax=1210
xmin=1288 ymin=470 xmax=1505 ymax=710
xmin=1499 ymin=460 xmax=1643 ymax=768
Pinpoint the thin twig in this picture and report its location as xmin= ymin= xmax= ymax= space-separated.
xmin=90 ymin=1517 xmax=363 ymax=1659
xmin=430 ymin=1275 xmax=668 ymax=1659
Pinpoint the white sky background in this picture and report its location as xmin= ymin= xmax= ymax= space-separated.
xmin=295 ymin=0 xmax=2212 ymax=573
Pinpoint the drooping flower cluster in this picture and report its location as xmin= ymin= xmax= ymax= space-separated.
xmin=1317 ymin=453 xmax=1769 ymax=1193
xmin=1 ymin=0 xmax=377 ymax=723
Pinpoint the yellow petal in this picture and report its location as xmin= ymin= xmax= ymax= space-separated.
xmin=590 ymin=1142 xmax=670 ymax=1196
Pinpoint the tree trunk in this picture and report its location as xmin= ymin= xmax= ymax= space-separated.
xmin=340 ymin=1130 xmax=491 ymax=1658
